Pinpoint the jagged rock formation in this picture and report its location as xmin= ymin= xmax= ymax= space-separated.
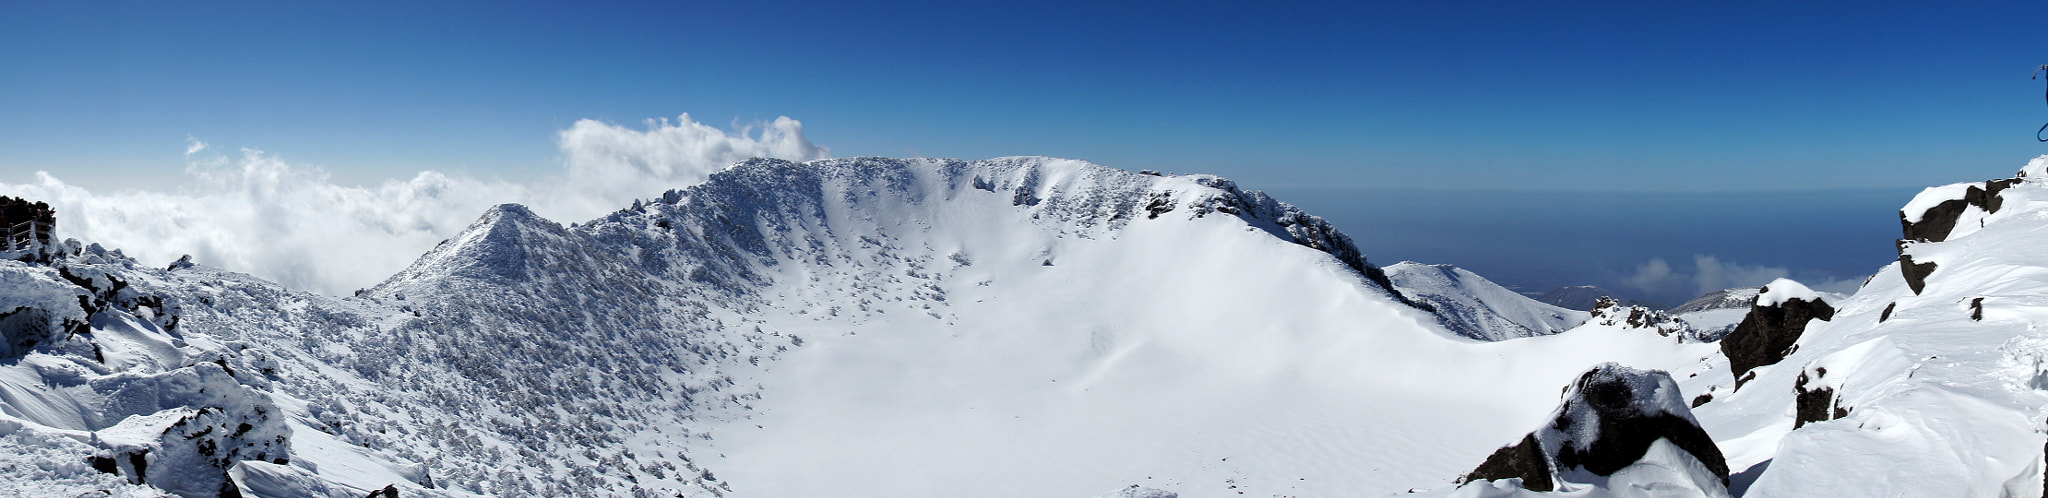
xmin=1586 ymin=297 xmax=1689 ymax=337
xmin=1719 ymin=279 xmax=1834 ymax=381
xmin=1455 ymin=363 xmax=1729 ymax=494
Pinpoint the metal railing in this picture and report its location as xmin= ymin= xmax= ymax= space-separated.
xmin=5 ymin=219 xmax=48 ymax=251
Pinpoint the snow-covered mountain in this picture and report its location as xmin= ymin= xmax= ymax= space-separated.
xmin=14 ymin=153 xmax=2048 ymax=498
xmin=1 ymin=156 xmax=1719 ymax=498
xmin=1670 ymin=288 xmax=1761 ymax=314
xmin=1386 ymin=262 xmax=1588 ymax=340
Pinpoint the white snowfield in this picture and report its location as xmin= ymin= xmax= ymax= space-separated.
xmin=1 ymin=154 xmax=2046 ymax=497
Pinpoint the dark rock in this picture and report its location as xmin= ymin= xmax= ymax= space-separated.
xmin=1902 ymin=198 xmax=1968 ymax=243
xmin=88 ymin=456 xmax=118 ymax=475
xmin=1793 ymin=368 xmax=1850 ymax=429
xmin=1587 ymin=297 xmax=1688 ymax=337
xmin=1970 ymin=297 xmax=1984 ymax=321
xmin=1463 ymin=434 xmax=1553 ymax=491
xmin=127 ymin=450 xmax=149 ymax=485
xmin=1900 ymin=179 xmax=2019 ymax=243
xmin=1143 ymin=191 xmax=1176 ymax=219
xmin=1459 ymin=364 xmax=1729 ymax=491
xmin=221 ymin=474 xmax=245 ymax=498
xmin=1897 ymin=244 xmax=1937 ymax=295
xmin=1720 ymin=287 xmax=1835 ymax=380
xmin=366 ymin=484 xmax=399 ymax=498
xmin=1880 ymin=302 xmax=1895 ymax=322
xmin=1691 ymin=393 xmax=1712 ymax=408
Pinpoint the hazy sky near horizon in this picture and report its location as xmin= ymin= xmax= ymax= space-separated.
xmin=2 ymin=1 xmax=2045 ymax=300
xmin=6 ymin=1 xmax=2048 ymax=192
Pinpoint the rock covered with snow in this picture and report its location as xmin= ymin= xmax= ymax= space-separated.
xmin=1718 ymin=279 xmax=1834 ymax=382
xmin=1453 ymin=363 xmax=1729 ymax=495
xmin=1681 ymin=155 xmax=2048 ymax=497
xmin=1585 ymin=297 xmax=1689 ymax=338
xmin=1385 ymin=262 xmax=1588 ymax=341
xmin=0 ymin=262 xmax=92 ymax=358
xmin=0 ymin=243 xmax=297 ymax=498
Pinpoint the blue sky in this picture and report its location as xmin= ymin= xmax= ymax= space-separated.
xmin=3 ymin=1 xmax=2047 ymax=301
xmin=6 ymin=1 xmax=2048 ymax=192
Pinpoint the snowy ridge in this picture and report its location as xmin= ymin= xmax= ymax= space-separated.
xmin=1680 ymin=155 xmax=2048 ymax=496
xmin=1669 ymin=288 xmax=1761 ymax=315
xmin=31 ymin=153 xmax=2048 ymax=497
xmin=1386 ymin=262 xmax=1588 ymax=341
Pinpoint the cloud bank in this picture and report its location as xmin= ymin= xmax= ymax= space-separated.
xmin=1620 ymin=255 xmax=1864 ymax=305
xmin=0 ymin=114 xmax=825 ymax=295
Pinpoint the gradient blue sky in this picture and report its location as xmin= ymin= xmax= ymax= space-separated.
xmin=6 ymin=1 xmax=2048 ymax=192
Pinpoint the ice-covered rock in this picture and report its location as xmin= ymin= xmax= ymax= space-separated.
xmin=1451 ymin=363 xmax=1729 ymax=495
xmin=1585 ymin=297 xmax=1689 ymax=338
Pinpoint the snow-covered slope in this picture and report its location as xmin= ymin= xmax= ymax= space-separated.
xmin=34 ymin=153 xmax=2048 ymax=498
xmin=1679 ymin=157 xmax=2048 ymax=497
xmin=0 ymin=156 xmax=1744 ymax=497
xmin=1387 ymin=262 xmax=1589 ymax=340
xmin=360 ymin=156 xmax=1707 ymax=497
xmin=1671 ymin=288 xmax=1761 ymax=315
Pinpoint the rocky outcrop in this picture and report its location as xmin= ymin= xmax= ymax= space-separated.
xmin=1899 ymin=178 xmax=2015 ymax=243
xmin=1587 ymin=297 xmax=1689 ymax=337
xmin=1895 ymin=177 xmax=2021 ymax=295
xmin=1792 ymin=367 xmax=1849 ymax=429
xmin=1457 ymin=364 xmax=1729 ymax=492
xmin=1720 ymin=283 xmax=1835 ymax=381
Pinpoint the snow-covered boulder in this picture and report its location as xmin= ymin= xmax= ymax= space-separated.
xmin=1718 ymin=278 xmax=1833 ymax=382
xmin=1453 ymin=363 xmax=1729 ymax=495
xmin=0 ymin=263 xmax=92 ymax=358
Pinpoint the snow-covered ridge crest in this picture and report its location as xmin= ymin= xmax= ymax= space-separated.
xmin=377 ymin=155 xmax=1412 ymax=304
xmin=1386 ymin=262 xmax=1587 ymax=341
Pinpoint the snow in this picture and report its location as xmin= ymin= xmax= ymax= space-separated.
xmin=1753 ymin=278 xmax=1820 ymax=307
xmin=1386 ymin=262 xmax=1589 ymax=340
xmin=1899 ymin=183 xmax=1973 ymax=224
xmin=10 ymin=153 xmax=2048 ymax=497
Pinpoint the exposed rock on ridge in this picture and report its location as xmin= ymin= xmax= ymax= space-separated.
xmin=1719 ymin=280 xmax=1834 ymax=381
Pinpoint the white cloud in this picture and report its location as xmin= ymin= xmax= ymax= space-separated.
xmin=1689 ymin=255 xmax=1788 ymax=297
xmin=0 ymin=114 xmax=826 ymax=296
xmin=551 ymin=114 xmax=827 ymax=221
xmin=1620 ymin=258 xmax=1675 ymax=294
xmin=1617 ymin=254 xmax=1865 ymax=304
